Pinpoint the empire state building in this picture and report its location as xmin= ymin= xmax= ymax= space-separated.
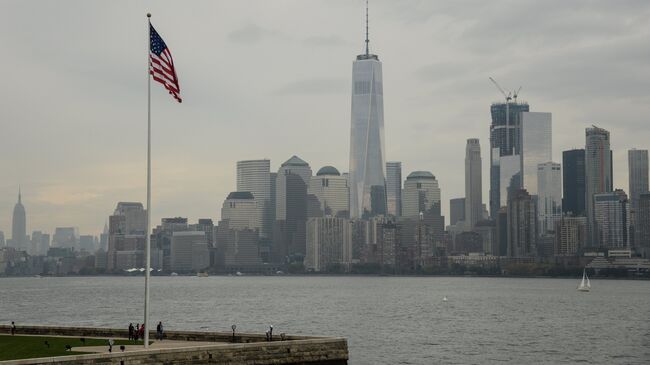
xmin=348 ymin=4 xmax=386 ymax=218
xmin=12 ymin=188 xmax=27 ymax=249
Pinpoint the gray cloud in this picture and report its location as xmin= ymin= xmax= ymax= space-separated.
xmin=275 ymin=78 xmax=347 ymax=95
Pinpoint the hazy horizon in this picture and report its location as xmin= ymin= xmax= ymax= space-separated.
xmin=2 ymin=0 xmax=649 ymax=236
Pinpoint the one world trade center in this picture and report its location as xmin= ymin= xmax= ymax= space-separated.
xmin=349 ymin=4 xmax=386 ymax=218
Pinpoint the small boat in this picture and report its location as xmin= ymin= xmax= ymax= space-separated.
xmin=577 ymin=269 xmax=591 ymax=292
xmin=442 ymin=296 xmax=448 ymax=302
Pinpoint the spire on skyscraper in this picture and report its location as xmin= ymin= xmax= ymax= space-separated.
xmin=365 ymin=0 xmax=369 ymax=56
xmin=18 ymin=185 xmax=21 ymax=204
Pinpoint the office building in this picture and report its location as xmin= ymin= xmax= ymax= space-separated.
xmin=220 ymin=192 xmax=259 ymax=231
xmin=499 ymin=154 xmax=521 ymax=207
xmin=537 ymin=162 xmax=562 ymax=234
xmin=520 ymin=112 xmax=552 ymax=195
xmin=465 ymin=139 xmax=483 ymax=229
xmin=585 ymin=126 xmax=612 ymax=246
xmin=562 ymin=149 xmax=586 ymax=216
xmin=637 ymin=193 xmax=650 ymax=256
xmin=237 ymin=159 xmax=272 ymax=238
xmin=449 ymin=198 xmax=465 ymax=226
xmin=402 ymin=171 xmax=441 ymax=218
xmin=113 ymin=202 xmax=147 ymax=235
xmin=170 ymin=231 xmax=209 ymax=272
xmin=52 ymin=227 xmax=79 ymax=248
xmin=276 ymin=155 xmax=312 ymax=220
xmin=305 ymin=217 xmax=353 ymax=272
xmin=386 ymin=162 xmax=402 ymax=217
xmin=308 ymin=166 xmax=349 ymax=217
xmin=489 ymin=101 xmax=530 ymax=217
xmin=215 ymin=221 xmax=262 ymax=268
xmin=507 ymin=189 xmax=537 ymax=257
xmin=349 ymin=15 xmax=386 ymax=219
xmin=628 ymin=149 xmax=649 ymax=212
xmin=593 ymin=190 xmax=630 ymax=249
xmin=554 ymin=216 xmax=587 ymax=256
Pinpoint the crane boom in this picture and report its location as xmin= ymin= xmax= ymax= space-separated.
xmin=489 ymin=77 xmax=511 ymax=101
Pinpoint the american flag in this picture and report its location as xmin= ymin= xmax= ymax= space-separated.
xmin=149 ymin=23 xmax=181 ymax=103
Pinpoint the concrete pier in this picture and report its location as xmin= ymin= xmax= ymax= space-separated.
xmin=0 ymin=325 xmax=348 ymax=365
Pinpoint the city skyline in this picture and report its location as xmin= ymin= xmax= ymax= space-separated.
xmin=2 ymin=1 xmax=650 ymax=235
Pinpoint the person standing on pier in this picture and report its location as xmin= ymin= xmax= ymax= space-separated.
xmin=128 ymin=323 xmax=134 ymax=340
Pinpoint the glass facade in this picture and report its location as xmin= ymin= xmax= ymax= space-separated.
xmin=520 ymin=112 xmax=552 ymax=196
xmin=562 ymin=149 xmax=586 ymax=216
xmin=349 ymin=55 xmax=386 ymax=218
xmin=489 ymin=102 xmax=529 ymax=217
xmin=386 ymin=161 xmax=402 ymax=217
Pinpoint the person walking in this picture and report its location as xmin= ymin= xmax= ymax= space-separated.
xmin=10 ymin=321 xmax=16 ymax=335
xmin=128 ymin=323 xmax=134 ymax=341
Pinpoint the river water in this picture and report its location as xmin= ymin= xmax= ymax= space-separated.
xmin=1 ymin=276 xmax=649 ymax=364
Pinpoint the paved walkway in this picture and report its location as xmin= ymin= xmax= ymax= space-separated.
xmin=72 ymin=339 xmax=224 ymax=354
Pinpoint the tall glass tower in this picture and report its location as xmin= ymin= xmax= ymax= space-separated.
xmin=349 ymin=4 xmax=386 ymax=218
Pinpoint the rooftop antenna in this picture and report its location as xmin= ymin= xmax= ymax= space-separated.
xmin=365 ymin=0 xmax=369 ymax=56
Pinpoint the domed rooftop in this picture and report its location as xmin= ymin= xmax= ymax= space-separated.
xmin=406 ymin=171 xmax=435 ymax=180
xmin=281 ymin=155 xmax=309 ymax=167
xmin=316 ymin=166 xmax=340 ymax=176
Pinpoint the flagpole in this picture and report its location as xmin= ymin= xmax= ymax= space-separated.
xmin=144 ymin=12 xmax=152 ymax=349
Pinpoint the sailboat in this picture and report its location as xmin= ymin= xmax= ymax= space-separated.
xmin=577 ymin=269 xmax=591 ymax=292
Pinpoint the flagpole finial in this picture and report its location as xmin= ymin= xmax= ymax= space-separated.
xmin=147 ymin=13 xmax=151 ymax=18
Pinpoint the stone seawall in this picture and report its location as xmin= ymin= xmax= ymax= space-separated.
xmin=0 ymin=325 xmax=348 ymax=365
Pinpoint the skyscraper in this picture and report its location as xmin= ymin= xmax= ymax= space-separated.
xmin=220 ymin=192 xmax=259 ymax=230
xmin=401 ymin=171 xmax=441 ymax=218
xmin=275 ymin=156 xmax=312 ymax=220
xmin=449 ymin=198 xmax=465 ymax=226
xmin=537 ymin=162 xmax=562 ymax=235
xmin=585 ymin=126 xmax=612 ymax=247
xmin=308 ymin=166 xmax=349 ymax=217
xmin=11 ymin=188 xmax=27 ymax=250
xmin=520 ymin=112 xmax=552 ymax=195
xmin=593 ymin=190 xmax=630 ymax=249
xmin=554 ymin=216 xmax=587 ymax=256
xmin=237 ymin=159 xmax=272 ymax=238
xmin=305 ymin=217 xmax=353 ymax=272
xmin=628 ymin=149 xmax=649 ymax=212
xmin=349 ymin=5 xmax=386 ymax=218
xmin=562 ymin=149 xmax=586 ymax=216
xmin=489 ymin=101 xmax=530 ymax=217
xmin=507 ymin=189 xmax=537 ymax=257
xmin=637 ymin=193 xmax=650 ymax=257
xmin=465 ymin=139 xmax=482 ymax=229
xmin=386 ymin=162 xmax=402 ymax=217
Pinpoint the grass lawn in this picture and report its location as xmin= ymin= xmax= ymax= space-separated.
xmin=0 ymin=335 xmax=147 ymax=361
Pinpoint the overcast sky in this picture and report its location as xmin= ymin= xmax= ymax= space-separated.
xmin=1 ymin=0 xmax=649 ymax=236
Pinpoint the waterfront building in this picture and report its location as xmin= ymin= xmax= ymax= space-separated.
xmin=170 ymin=231 xmax=209 ymax=272
xmin=11 ymin=188 xmax=27 ymax=250
xmin=465 ymin=139 xmax=483 ymax=230
xmin=554 ymin=216 xmax=587 ymax=255
xmin=305 ymin=217 xmax=353 ymax=272
xmin=402 ymin=171 xmax=441 ymax=218
xmin=593 ymin=190 xmax=630 ymax=249
xmin=308 ymin=166 xmax=349 ymax=217
xmin=489 ymin=101 xmax=530 ymax=217
xmin=507 ymin=189 xmax=537 ymax=257
xmin=537 ymin=162 xmax=562 ymax=235
xmin=562 ymin=149 xmax=586 ymax=216
xmin=237 ymin=159 xmax=272 ymax=238
xmin=520 ymin=112 xmax=552 ymax=195
xmin=349 ymin=14 xmax=386 ymax=219
xmin=151 ymin=217 xmax=189 ymax=271
xmin=215 ymin=221 xmax=262 ymax=269
xmin=107 ymin=202 xmax=147 ymax=270
xmin=637 ymin=193 xmax=650 ymax=257
xmin=220 ymin=192 xmax=259 ymax=231
xmin=475 ymin=220 xmax=497 ymax=255
xmin=585 ymin=126 xmax=613 ymax=246
xmin=386 ymin=162 xmax=402 ymax=217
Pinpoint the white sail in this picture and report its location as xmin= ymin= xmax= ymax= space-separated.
xmin=577 ymin=269 xmax=590 ymax=291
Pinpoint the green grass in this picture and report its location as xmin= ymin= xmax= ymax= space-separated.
xmin=0 ymin=335 xmax=147 ymax=361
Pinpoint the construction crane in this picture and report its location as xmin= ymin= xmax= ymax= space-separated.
xmin=513 ymin=86 xmax=522 ymax=103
